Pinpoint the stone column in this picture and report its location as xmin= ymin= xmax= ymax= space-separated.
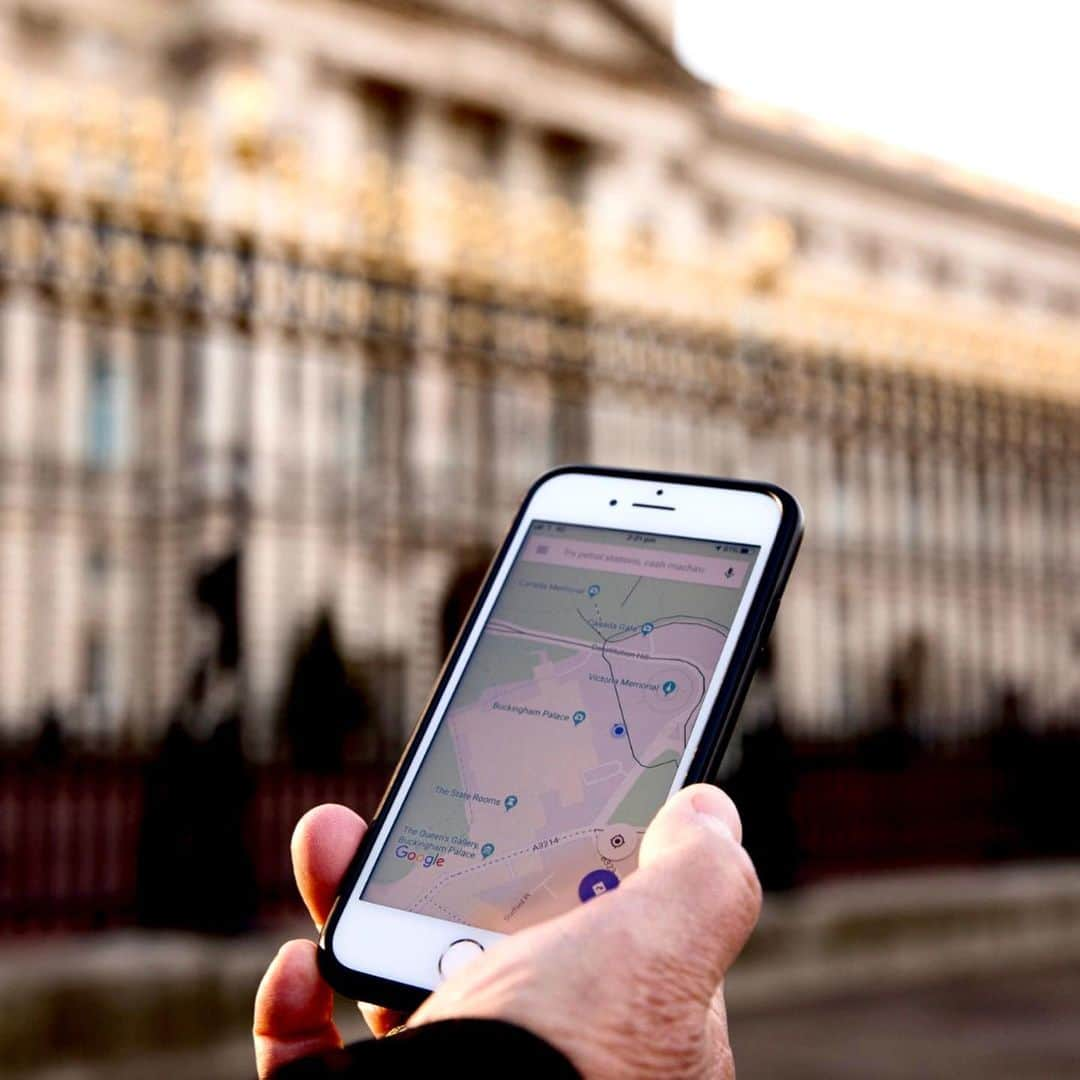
xmin=0 ymin=289 xmax=37 ymax=731
xmin=147 ymin=322 xmax=186 ymax=732
xmin=403 ymin=97 xmax=454 ymax=515
xmin=48 ymin=311 xmax=87 ymax=718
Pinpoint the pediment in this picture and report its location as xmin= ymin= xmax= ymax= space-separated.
xmin=429 ymin=0 xmax=689 ymax=87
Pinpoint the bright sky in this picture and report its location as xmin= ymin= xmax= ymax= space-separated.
xmin=674 ymin=0 xmax=1079 ymax=208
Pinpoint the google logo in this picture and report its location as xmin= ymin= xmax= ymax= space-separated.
xmin=395 ymin=844 xmax=446 ymax=869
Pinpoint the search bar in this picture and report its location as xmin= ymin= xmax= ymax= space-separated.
xmin=521 ymin=536 xmax=749 ymax=588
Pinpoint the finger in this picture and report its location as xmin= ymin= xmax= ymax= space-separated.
xmin=673 ymin=783 xmax=743 ymax=843
xmin=253 ymin=939 xmax=342 ymax=1078
xmin=291 ymin=806 xmax=403 ymax=1037
xmin=360 ymin=1001 xmax=407 ymax=1037
xmin=627 ymin=784 xmax=761 ymax=997
xmin=290 ymin=804 xmax=367 ymax=930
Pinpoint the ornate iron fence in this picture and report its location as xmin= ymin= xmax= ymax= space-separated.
xmin=0 ymin=87 xmax=1078 ymax=929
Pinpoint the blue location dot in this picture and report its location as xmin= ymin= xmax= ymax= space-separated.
xmin=587 ymin=584 xmax=600 ymax=598
xmin=572 ymin=710 xmax=587 ymax=726
xmin=481 ymin=842 xmax=495 ymax=859
xmin=662 ymin=680 xmax=677 ymax=696
xmin=611 ymin=723 xmax=626 ymax=738
xmin=578 ymin=868 xmax=620 ymax=903
xmin=641 ymin=621 xmax=654 ymax=636
xmin=504 ymin=794 xmax=518 ymax=812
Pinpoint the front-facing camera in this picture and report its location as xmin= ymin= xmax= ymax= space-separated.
xmin=609 ymin=499 xmax=618 ymax=506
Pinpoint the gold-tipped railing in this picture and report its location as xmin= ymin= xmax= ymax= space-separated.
xmin=0 ymin=72 xmax=1077 ymax=404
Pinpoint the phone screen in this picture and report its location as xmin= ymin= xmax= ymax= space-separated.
xmin=362 ymin=521 xmax=761 ymax=933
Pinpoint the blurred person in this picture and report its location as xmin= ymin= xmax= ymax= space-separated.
xmin=254 ymin=784 xmax=760 ymax=1078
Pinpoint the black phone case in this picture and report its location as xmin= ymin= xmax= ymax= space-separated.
xmin=318 ymin=466 xmax=804 ymax=1011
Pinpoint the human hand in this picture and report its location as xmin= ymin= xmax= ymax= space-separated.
xmin=254 ymin=784 xmax=761 ymax=1079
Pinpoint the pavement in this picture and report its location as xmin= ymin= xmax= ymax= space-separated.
xmin=3 ymin=861 xmax=1079 ymax=1078
xmin=731 ymin=963 xmax=1080 ymax=1079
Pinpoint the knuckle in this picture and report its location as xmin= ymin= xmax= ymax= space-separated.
xmin=715 ymin=841 xmax=762 ymax=928
xmin=684 ymin=826 xmax=763 ymax=937
xmin=687 ymin=814 xmax=743 ymax=876
xmin=742 ymin=849 xmax=764 ymax=912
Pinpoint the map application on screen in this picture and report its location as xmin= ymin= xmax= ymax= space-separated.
xmin=362 ymin=521 xmax=761 ymax=933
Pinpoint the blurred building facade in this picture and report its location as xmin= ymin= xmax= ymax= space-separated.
xmin=0 ymin=0 xmax=1077 ymax=760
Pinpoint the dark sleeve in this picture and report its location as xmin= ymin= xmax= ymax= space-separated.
xmin=272 ymin=1018 xmax=582 ymax=1079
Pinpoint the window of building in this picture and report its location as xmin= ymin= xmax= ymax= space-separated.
xmin=541 ymin=131 xmax=590 ymax=206
xmin=284 ymin=348 xmax=303 ymax=419
xmin=334 ymin=371 xmax=356 ymax=471
xmin=922 ymin=251 xmax=955 ymax=290
xmin=37 ymin=316 xmax=59 ymax=387
xmin=907 ymin=451 xmax=923 ymax=544
xmin=832 ymin=439 xmax=849 ymax=538
xmin=83 ymin=628 xmax=108 ymax=705
xmin=550 ymin=389 xmax=588 ymax=463
xmin=14 ymin=6 xmax=64 ymax=57
xmin=135 ymin=329 xmax=159 ymax=466
xmin=835 ymin=587 xmax=854 ymax=725
xmin=631 ymin=217 xmax=657 ymax=259
xmin=1047 ymin=286 xmax=1079 ymax=318
xmin=87 ymin=543 xmax=109 ymax=580
xmin=361 ymin=364 xmax=388 ymax=466
xmin=86 ymin=344 xmax=126 ymax=469
xmin=789 ymin=211 xmax=813 ymax=253
xmin=447 ymin=103 xmax=505 ymax=179
xmin=322 ymin=357 xmax=357 ymax=474
xmin=666 ymin=156 xmax=690 ymax=186
xmin=852 ymin=231 xmax=887 ymax=275
xmin=180 ymin=334 xmax=203 ymax=475
xmin=988 ymin=270 xmax=1023 ymax=307
xmin=705 ymin=194 xmax=734 ymax=237
xmin=360 ymin=80 xmax=412 ymax=164
xmin=975 ymin=455 xmax=992 ymax=534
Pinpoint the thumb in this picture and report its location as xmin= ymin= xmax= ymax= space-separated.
xmin=622 ymin=784 xmax=761 ymax=997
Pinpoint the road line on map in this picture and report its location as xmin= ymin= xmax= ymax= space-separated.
xmin=620 ymin=575 xmax=642 ymax=608
xmin=486 ymin=619 xmax=725 ymax=667
xmin=409 ymin=828 xmax=596 ymax=911
xmin=567 ymin=609 xmax=662 ymax=769
xmin=485 ymin=618 xmax=710 ymax=764
xmin=429 ymin=898 xmax=460 ymax=921
xmin=575 ymin=606 xmax=603 ymax=640
xmin=605 ymin=615 xmax=730 ymax=643
xmin=600 ymin=642 xmax=680 ymax=771
xmin=636 ymin=651 xmax=709 ymax=744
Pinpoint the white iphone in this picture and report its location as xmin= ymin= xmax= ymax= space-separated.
xmin=318 ymin=467 xmax=803 ymax=1009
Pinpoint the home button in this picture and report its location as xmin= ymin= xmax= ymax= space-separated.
xmin=438 ymin=938 xmax=485 ymax=979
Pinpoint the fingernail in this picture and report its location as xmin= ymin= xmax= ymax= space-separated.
xmin=690 ymin=786 xmax=735 ymax=832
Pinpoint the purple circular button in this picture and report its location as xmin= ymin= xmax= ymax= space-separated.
xmin=578 ymin=868 xmax=620 ymax=903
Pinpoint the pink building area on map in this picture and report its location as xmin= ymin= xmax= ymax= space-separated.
xmin=520 ymin=536 xmax=749 ymax=589
xmin=448 ymin=616 xmax=731 ymax=830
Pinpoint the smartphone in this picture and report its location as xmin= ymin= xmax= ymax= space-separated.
xmin=318 ymin=467 xmax=803 ymax=1009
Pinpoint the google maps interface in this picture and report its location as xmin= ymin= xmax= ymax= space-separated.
xmin=362 ymin=522 xmax=760 ymax=933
